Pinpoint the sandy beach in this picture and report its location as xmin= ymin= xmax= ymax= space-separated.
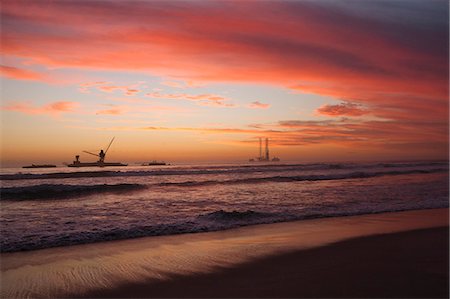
xmin=1 ymin=208 xmax=448 ymax=298
xmin=86 ymin=227 xmax=449 ymax=298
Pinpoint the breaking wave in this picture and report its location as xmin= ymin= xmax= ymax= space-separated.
xmin=0 ymin=183 xmax=146 ymax=200
xmin=1 ymin=168 xmax=446 ymax=200
xmin=2 ymin=203 xmax=448 ymax=252
xmin=158 ymin=168 xmax=448 ymax=187
xmin=1 ymin=209 xmax=282 ymax=252
xmin=197 ymin=209 xmax=277 ymax=222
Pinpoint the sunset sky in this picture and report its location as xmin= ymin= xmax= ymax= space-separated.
xmin=1 ymin=0 xmax=448 ymax=166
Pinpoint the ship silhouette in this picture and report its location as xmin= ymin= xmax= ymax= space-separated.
xmin=67 ymin=137 xmax=127 ymax=167
xmin=142 ymin=160 xmax=168 ymax=166
xmin=249 ymin=138 xmax=280 ymax=162
xmin=22 ymin=164 xmax=57 ymax=168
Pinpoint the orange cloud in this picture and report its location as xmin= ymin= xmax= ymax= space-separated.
xmin=143 ymin=126 xmax=263 ymax=135
xmin=248 ymin=101 xmax=270 ymax=109
xmin=316 ymin=102 xmax=369 ymax=117
xmin=96 ymin=108 xmax=123 ymax=115
xmin=125 ymin=89 xmax=139 ymax=96
xmin=78 ymin=81 xmax=109 ymax=93
xmin=2 ymin=101 xmax=79 ymax=116
xmin=97 ymin=85 xmax=140 ymax=96
xmin=0 ymin=65 xmax=45 ymax=81
xmin=141 ymin=117 xmax=447 ymax=155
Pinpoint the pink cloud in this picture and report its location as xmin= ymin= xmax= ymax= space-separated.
xmin=0 ymin=65 xmax=45 ymax=81
xmin=248 ymin=101 xmax=270 ymax=109
xmin=79 ymin=82 xmax=141 ymax=96
xmin=146 ymin=92 xmax=236 ymax=107
xmin=3 ymin=2 xmax=446 ymax=104
xmin=2 ymin=101 xmax=79 ymax=116
xmin=2 ymin=1 xmax=446 ymax=98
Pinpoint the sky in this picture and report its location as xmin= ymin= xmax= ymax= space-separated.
xmin=1 ymin=0 xmax=449 ymax=166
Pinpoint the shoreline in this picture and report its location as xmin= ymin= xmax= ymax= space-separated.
xmin=1 ymin=208 xmax=448 ymax=298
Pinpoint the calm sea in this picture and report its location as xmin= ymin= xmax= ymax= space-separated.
xmin=1 ymin=161 xmax=448 ymax=252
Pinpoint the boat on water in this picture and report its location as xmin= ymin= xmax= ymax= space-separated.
xmin=67 ymin=137 xmax=127 ymax=168
xmin=67 ymin=159 xmax=127 ymax=168
xmin=22 ymin=164 xmax=57 ymax=169
xmin=142 ymin=160 xmax=168 ymax=166
xmin=249 ymin=138 xmax=280 ymax=162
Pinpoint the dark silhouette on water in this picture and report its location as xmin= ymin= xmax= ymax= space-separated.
xmin=22 ymin=164 xmax=57 ymax=168
xmin=142 ymin=160 xmax=168 ymax=166
xmin=249 ymin=138 xmax=280 ymax=162
xmin=67 ymin=137 xmax=127 ymax=167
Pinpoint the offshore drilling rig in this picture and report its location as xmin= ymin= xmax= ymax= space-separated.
xmin=249 ymin=137 xmax=280 ymax=162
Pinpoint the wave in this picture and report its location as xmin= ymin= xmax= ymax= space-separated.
xmin=0 ymin=170 xmax=122 ymax=181
xmin=1 ymin=161 xmax=447 ymax=180
xmin=197 ymin=209 xmax=276 ymax=222
xmin=0 ymin=183 xmax=146 ymax=200
xmin=157 ymin=168 xmax=448 ymax=187
xmin=0 ymin=209 xmax=288 ymax=252
xmin=1 ymin=168 xmax=446 ymax=200
xmin=2 ymin=203 xmax=448 ymax=253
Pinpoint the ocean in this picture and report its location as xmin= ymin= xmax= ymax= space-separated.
xmin=1 ymin=161 xmax=448 ymax=253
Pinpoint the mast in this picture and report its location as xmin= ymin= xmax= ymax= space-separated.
xmin=265 ymin=138 xmax=269 ymax=160
xmin=259 ymin=137 xmax=262 ymax=160
xmin=105 ymin=137 xmax=115 ymax=154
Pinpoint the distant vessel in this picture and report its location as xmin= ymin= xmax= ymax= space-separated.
xmin=249 ymin=138 xmax=280 ymax=162
xmin=143 ymin=160 xmax=168 ymax=166
xmin=22 ymin=164 xmax=57 ymax=169
xmin=67 ymin=137 xmax=127 ymax=167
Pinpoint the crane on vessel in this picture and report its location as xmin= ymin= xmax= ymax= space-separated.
xmin=83 ymin=137 xmax=115 ymax=163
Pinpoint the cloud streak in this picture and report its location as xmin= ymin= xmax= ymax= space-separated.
xmin=146 ymin=92 xmax=236 ymax=107
xmin=1 ymin=65 xmax=45 ymax=81
xmin=317 ymin=102 xmax=369 ymax=117
xmin=79 ymin=81 xmax=142 ymax=96
xmin=248 ymin=101 xmax=270 ymax=109
xmin=2 ymin=101 xmax=79 ymax=116
xmin=2 ymin=1 xmax=447 ymax=98
xmin=141 ymin=116 xmax=447 ymax=157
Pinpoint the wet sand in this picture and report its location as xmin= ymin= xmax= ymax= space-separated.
xmin=86 ymin=227 xmax=449 ymax=298
xmin=1 ymin=208 xmax=448 ymax=298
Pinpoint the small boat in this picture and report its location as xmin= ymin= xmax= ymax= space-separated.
xmin=67 ymin=160 xmax=127 ymax=168
xmin=143 ymin=160 xmax=167 ymax=166
xmin=22 ymin=164 xmax=57 ymax=168
xmin=67 ymin=137 xmax=127 ymax=168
